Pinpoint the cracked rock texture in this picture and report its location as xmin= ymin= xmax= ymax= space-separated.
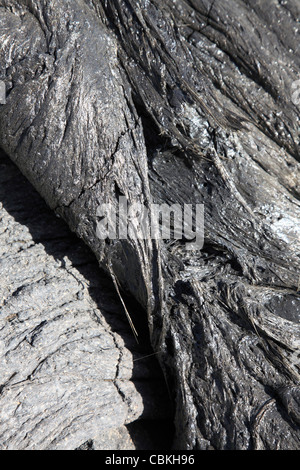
xmin=0 ymin=150 xmax=172 ymax=450
xmin=0 ymin=0 xmax=300 ymax=450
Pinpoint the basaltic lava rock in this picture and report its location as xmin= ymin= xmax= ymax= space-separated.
xmin=0 ymin=0 xmax=300 ymax=449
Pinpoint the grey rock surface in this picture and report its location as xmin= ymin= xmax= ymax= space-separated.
xmin=0 ymin=0 xmax=300 ymax=450
xmin=0 ymin=150 xmax=172 ymax=450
